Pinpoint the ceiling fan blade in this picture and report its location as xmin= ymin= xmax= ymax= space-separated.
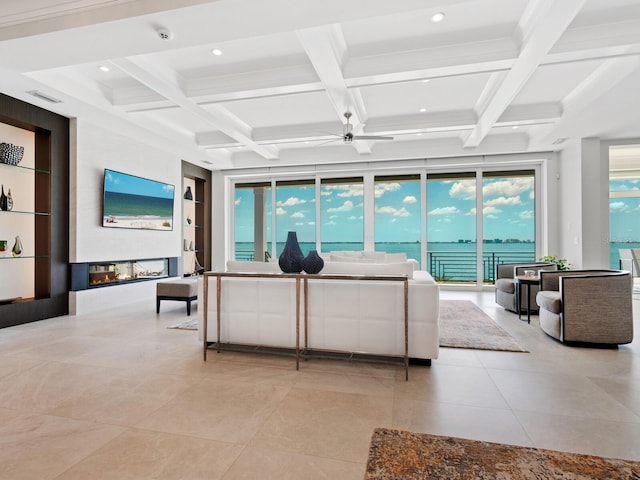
xmin=315 ymin=137 xmax=343 ymax=147
xmin=352 ymin=135 xmax=394 ymax=141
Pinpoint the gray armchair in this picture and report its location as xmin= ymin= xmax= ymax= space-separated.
xmin=536 ymin=270 xmax=634 ymax=345
xmin=495 ymin=262 xmax=556 ymax=313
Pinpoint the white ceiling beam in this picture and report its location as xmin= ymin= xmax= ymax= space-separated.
xmin=110 ymin=57 xmax=280 ymax=160
xmin=297 ymin=24 xmax=372 ymax=155
xmin=463 ymin=0 xmax=586 ymax=148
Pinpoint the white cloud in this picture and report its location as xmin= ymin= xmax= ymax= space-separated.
xmin=307 ymin=221 xmax=315 ymax=225
xmin=348 ymin=215 xmax=358 ymax=220
xmin=295 ymin=222 xmax=304 ymax=226
xmin=376 ymin=205 xmax=410 ymax=217
xmin=469 ymin=206 xmax=501 ymax=215
xmin=323 ymin=184 xmax=363 ymax=198
xmin=276 ymin=207 xmax=287 ymax=216
xmin=321 ymin=190 xmax=332 ymax=196
xmin=374 ymin=182 xmax=401 ymax=198
xmin=403 ymin=196 xmax=417 ymax=204
xmin=483 ymin=177 xmax=534 ymax=197
xmin=520 ymin=210 xmax=534 ymax=220
xmin=610 ymin=201 xmax=629 ymax=212
xmin=449 ymin=180 xmax=476 ymax=199
xmin=428 ymin=206 xmax=460 ymax=215
xmin=234 ymin=198 xmax=241 ymax=206
xmin=291 ymin=211 xmax=305 ymax=218
xmin=277 ymin=196 xmax=306 ymax=207
xmin=325 ymin=220 xmax=336 ymax=225
xmin=484 ymin=196 xmax=521 ymax=207
xmin=327 ymin=200 xmax=354 ymax=212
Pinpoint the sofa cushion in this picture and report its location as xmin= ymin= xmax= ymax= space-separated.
xmin=226 ymin=260 xmax=281 ymax=273
xmin=536 ymin=290 xmax=561 ymax=314
xmin=321 ymin=260 xmax=414 ymax=278
xmin=495 ymin=278 xmax=515 ymax=294
xmin=383 ymin=252 xmax=408 ymax=262
xmin=329 ymin=253 xmax=378 ymax=263
xmin=361 ymin=251 xmax=387 ymax=261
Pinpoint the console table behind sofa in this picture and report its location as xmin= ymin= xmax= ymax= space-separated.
xmin=197 ymin=263 xmax=440 ymax=376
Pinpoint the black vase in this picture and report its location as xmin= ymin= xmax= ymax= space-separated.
xmin=184 ymin=186 xmax=193 ymax=200
xmin=278 ymin=231 xmax=304 ymax=273
xmin=0 ymin=185 xmax=7 ymax=211
xmin=302 ymin=250 xmax=324 ymax=274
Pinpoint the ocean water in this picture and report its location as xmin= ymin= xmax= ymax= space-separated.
xmin=103 ymin=191 xmax=173 ymax=218
xmin=236 ymin=241 xmax=636 ymax=278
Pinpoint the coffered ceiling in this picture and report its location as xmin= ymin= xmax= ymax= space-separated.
xmin=1 ymin=0 xmax=640 ymax=171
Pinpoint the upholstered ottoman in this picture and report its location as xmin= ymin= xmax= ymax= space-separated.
xmin=156 ymin=278 xmax=198 ymax=315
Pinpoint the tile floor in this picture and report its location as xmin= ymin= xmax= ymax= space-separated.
xmin=0 ymin=290 xmax=638 ymax=479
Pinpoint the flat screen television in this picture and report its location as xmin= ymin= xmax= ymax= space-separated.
xmin=102 ymin=169 xmax=175 ymax=230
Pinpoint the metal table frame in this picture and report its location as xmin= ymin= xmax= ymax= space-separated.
xmin=202 ymin=272 xmax=410 ymax=380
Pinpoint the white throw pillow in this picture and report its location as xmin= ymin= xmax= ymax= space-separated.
xmin=361 ymin=251 xmax=387 ymax=261
xmin=226 ymin=260 xmax=281 ymax=273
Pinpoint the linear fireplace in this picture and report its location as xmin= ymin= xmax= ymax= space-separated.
xmin=71 ymin=257 xmax=178 ymax=291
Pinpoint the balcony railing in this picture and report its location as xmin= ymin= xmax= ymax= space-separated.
xmin=428 ymin=250 xmax=535 ymax=283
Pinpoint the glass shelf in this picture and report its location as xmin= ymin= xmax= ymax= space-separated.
xmin=0 ymin=255 xmax=48 ymax=260
xmin=0 ymin=210 xmax=49 ymax=216
xmin=0 ymin=162 xmax=49 ymax=174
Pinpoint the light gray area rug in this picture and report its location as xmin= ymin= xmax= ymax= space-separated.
xmin=439 ymin=300 xmax=528 ymax=352
xmin=167 ymin=318 xmax=197 ymax=330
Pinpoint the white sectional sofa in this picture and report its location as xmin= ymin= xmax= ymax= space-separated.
xmin=197 ymin=252 xmax=440 ymax=363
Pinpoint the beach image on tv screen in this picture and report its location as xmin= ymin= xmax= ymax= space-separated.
xmin=103 ymin=169 xmax=175 ymax=230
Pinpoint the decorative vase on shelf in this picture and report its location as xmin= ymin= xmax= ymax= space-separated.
xmin=184 ymin=186 xmax=193 ymax=200
xmin=0 ymin=185 xmax=7 ymax=211
xmin=302 ymin=249 xmax=324 ymax=274
xmin=278 ymin=231 xmax=304 ymax=273
xmin=12 ymin=235 xmax=22 ymax=257
xmin=6 ymin=188 xmax=13 ymax=211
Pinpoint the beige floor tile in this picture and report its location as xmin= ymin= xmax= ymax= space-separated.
xmin=392 ymin=397 xmax=533 ymax=447
xmin=515 ymin=410 xmax=640 ymax=461
xmin=394 ymin=363 xmax=510 ymax=409
xmin=250 ymin=387 xmax=393 ymax=463
xmin=0 ymin=408 xmax=125 ymax=480
xmin=489 ymin=368 xmax=640 ymax=422
xmin=589 ymin=376 xmax=640 ymax=417
xmin=432 ymin=347 xmax=482 ymax=367
xmin=0 ymin=355 xmax=43 ymax=380
xmin=222 ymin=446 xmax=365 ymax=480
xmin=48 ymin=371 xmax=195 ymax=426
xmin=54 ymin=428 xmax=243 ymax=480
xmin=136 ymin=379 xmax=291 ymax=444
xmin=293 ymin=369 xmax=395 ymax=396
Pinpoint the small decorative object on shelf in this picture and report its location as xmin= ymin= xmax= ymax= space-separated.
xmin=0 ymin=142 xmax=24 ymax=166
xmin=6 ymin=188 xmax=13 ymax=211
xmin=186 ymin=216 xmax=192 ymax=225
xmin=183 ymin=239 xmax=189 ymax=251
xmin=0 ymin=239 xmax=7 ymax=256
xmin=278 ymin=231 xmax=304 ymax=273
xmin=0 ymin=185 xmax=7 ymax=211
xmin=11 ymin=235 xmax=22 ymax=257
xmin=302 ymin=249 xmax=324 ymax=274
xmin=184 ymin=186 xmax=193 ymax=200
xmin=189 ymin=241 xmax=195 ymax=251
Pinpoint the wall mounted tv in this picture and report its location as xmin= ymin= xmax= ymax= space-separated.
xmin=102 ymin=169 xmax=175 ymax=230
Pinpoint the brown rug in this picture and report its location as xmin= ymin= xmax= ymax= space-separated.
xmin=364 ymin=428 xmax=640 ymax=479
xmin=439 ymin=300 xmax=528 ymax=352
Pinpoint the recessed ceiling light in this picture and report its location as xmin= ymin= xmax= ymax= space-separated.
xmin=212 ymin=48 xmax=223 ymax=56
xmin=98 ymin=65 xmax=110 ymax=72
xmin=512 ymin=125 xmax=519 ymax=129
xmin=422 ymin=79 xmax=430 ymax=83
xmin=419 ymin=108 xmax=427 ymax=113
xmin=431 ymin=12 xmax=445 ymax=23
xmin=416 ymin=133 xmax=423 ymax=136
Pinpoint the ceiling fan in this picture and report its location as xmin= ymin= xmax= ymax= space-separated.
xmin=322 ymin=112 xmax=394 ymax=144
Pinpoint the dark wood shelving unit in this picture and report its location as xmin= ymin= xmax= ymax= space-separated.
xmin=0 ymin=93 xmax=69 ymax=328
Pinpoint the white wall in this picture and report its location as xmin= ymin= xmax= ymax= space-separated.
xmin=70 ymin=119 xmax=182 ymax=313
xmin=557 ymin=138 xmax=610 ymax=269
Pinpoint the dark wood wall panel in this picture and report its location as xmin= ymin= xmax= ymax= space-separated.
xmin=0 ymin=93 xmax=70 ymax=328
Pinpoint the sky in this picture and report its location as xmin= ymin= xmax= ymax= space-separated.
xmin=234 ymin=175 xmax=538 ymax=243
xmin=104 ymin=169 xmax=175 ymax=199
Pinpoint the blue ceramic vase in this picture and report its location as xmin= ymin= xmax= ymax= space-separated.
xmin=302 ymin=249 xmax=324 ymax=274
xmin=278 ymin=231 xmax=304 ymax=273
